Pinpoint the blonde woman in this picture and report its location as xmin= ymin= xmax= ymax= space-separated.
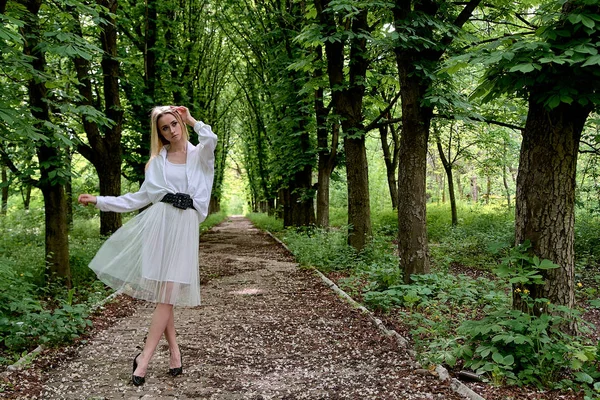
xmin=78 ymin=105 xmax=217 ymax=386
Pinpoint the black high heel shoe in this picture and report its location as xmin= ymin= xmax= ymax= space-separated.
xmin=132 ymin=353 xmax=146 ymax=386
xmin=169 ymin=354 xmax=182 ymax=377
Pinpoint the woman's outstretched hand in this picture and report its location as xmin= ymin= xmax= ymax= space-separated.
xmin=78 ymin=194 xmax=97 ymax=206
xmin=170 ymin=106 xmax=198 ymax=127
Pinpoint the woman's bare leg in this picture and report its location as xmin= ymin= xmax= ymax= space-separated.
xmin=133 ymin=302 xmax=173 ymax=377
xmin=163 ymin=308 xmax=181 ymax=368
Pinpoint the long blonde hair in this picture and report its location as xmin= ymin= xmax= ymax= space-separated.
xmin=148 ymin=106 xmax=190 ymax=163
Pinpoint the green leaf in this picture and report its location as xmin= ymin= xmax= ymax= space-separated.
xmin=580 ymin=15 xmax=595 ymax=29
xmin=547 ymin=95 xmax=561 ymax=109
xmin=574 ymin=371 xmax=593 ymax=384
xmin=568 ymin=14 xmax=583 ymax=25
xmin=582 ymin=55 xmax=600 ymax=67
xmin=509 ymin=63 xmax=536 ymax=73
xmin=538 ymin=259 xmax=560 ymax=269
xmin=492 ymin=352 xmax=504 ymax=363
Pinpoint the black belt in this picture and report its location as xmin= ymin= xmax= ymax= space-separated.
xmin=161 ymin=193 xmax=195 ymax=210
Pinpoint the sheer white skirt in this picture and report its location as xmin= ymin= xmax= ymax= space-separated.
xmin=89 ymin=202 xmax=201 ymax=306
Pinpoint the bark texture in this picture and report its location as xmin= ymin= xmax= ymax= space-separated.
xmin=316 ymin=0 xmax=372 ymax=250
xmin=396 ymin=76 xmax=431 ymax=282
xmin=72 ymin=0 xmax=123 ymax=235
xmin=393 ymin=0 xmax=481 ymax=281
xmin=315 ymin=46 xmax=339 ymax=227
xmin=22 ymin=0 xmax=70 ymax=284
xmin=513 ymin=99 xmax=591 ymax=312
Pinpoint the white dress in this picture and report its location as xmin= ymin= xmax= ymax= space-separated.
xmin=89 ymin=121 xmax=217 ymax=307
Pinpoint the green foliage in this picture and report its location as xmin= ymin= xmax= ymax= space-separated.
xmin=493 ymin=240 xmax=561 ymax=286
xmin=427 ymin=203 xmax=514 ymax=269
xmin=246 ymin=212 xmax=284 ymax=234
xmin=452 ymin=249 xmax=598 ymax=391
xmin=456 ymin=303 xmax=598 ymax=388
xmin=363 ymin=272 xmax=504 ymax=313
xmin=270 ymin=203 xmax=600 ymax=394
xmin=0 ymin=210 xmax=110 ymax=365
xmin=469 ymin=0 xmax=600 ymax=109
xmin=283 ymin=226 xmax=358 ymax=272
xmin=465 ymin=305 xmax=594 ymax=389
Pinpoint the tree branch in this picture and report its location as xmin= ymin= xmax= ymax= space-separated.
xmin=580 ymin=139 xmax=600 ymax=155
xmin=364 ymin=91 xmax=401 ymax=132
xmin=433 ymin=113 xmax=524 ymax=131
xmin=0 ymin=144 xmax=39 ymax=187
xmin=372 ymin=117 xmax=403 ymax=129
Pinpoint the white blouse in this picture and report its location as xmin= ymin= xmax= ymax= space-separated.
xmin=95 ymin=121 xmax=217 ymax=222
xmin=165 ymin=160 xmax=188 ymax=193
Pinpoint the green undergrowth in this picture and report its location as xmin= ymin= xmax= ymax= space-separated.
xmin=247 ymin=206 xmax=600 ymax=398
xmin=0 ymin=208 xmax=227 ymax=367
xmin=0 ymin=209 xmax=106 ymax=366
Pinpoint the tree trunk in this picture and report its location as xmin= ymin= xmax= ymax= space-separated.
xmin=284 ymin=120 xmax=315 ymax=228
xmin=1 ymin=163 xmax=7 ymax=215
xmin=437 ymin=140 xmax=457 ymax=226
xmin=316 ymin=164 xmax=331 ymax=227
xmin=397 ymin=77 xmax=431 ymax=282
xmin=97 ymin=0 xmax=123 ymax=235
xmin=72 ymin=0 xmax=123 ymax=235
xmin=441 ymin=174 xmax=445 ymax=203
xmin=41 ymin=175 xmax=70 ymax=285
xmin=65 ymin=151 xmax=73 ymax=227
xmin=315 ymin=45 xmax=338 ymax=227
xmin=513 ymin=99 xmax=591 ymax=314
xmin=119 ymin=0 xmax=157 ymax=185
xmin=470 ymin=176 xmax=478 ymax=203
xmin=502 ymin=164 xmax=511 ymax=209
xmin=456 ymin=170 xmax=463 ymax=200
xmin=392 ymin=0 xmax=481 ymax=282
xmin=209 ymin=196 xmax=220 ymax=214
xmin=379 ymin=122 xmax=399 ymax=210
xmin=316 ymin=0 xmax=371 ymax=250
xmin=486 ymin=175 xmax=491 ymax=205
xmin=344 ymin=134 xmax=371 ymax=250
xmin=23 ymin=0 xmax=70 ymax=285
xmin=21 ymin=184 xmax=32 ymax=210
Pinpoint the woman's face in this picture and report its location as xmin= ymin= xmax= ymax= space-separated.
xmin=157 ymin=113 xmax=183 ymax=144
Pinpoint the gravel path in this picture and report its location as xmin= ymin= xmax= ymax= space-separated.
xmin=25 ymin=217 xmax=464 ymax=399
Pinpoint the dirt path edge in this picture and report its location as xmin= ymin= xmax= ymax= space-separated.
xmin=263 ymin=229 xmax=487 ymax=400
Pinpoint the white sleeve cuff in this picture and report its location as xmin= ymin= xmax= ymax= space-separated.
xmin=95 ymin=196 xmax=104 ymax=210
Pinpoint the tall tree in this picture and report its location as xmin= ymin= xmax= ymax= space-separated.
xmin=314 ymin=0 xmax=373 ymax=250
xmin=392 ymin=0 xmax=483 ymax=282
xmin=314 ymin=44 xmax=339 ymax=227
xmin=20 ymin=0 xmax=71 ymax=285
xmin=70 ymin=0 xmax=124 ymax=235
xmin=472 ymin=0 xmax=600 ymax=315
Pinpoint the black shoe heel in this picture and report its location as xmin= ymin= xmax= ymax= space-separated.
xmin=132 ymin=353 xmax=146 ymax=386
xmin=169 ymin=354 xmax=182 ymax=377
